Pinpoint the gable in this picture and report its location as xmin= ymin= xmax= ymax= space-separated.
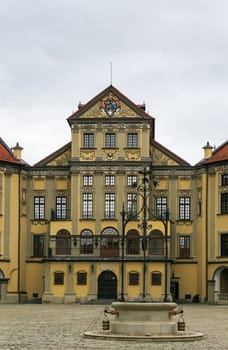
xmin=67 ymin=85 xmax=154 ymax=122
xmin=151 ymin=141 xmax=190 ymax=167
xmin=34 ymin=143 xmax=71 ymax=167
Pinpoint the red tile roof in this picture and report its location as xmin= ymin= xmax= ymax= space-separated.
xmin=0 ymin=138 xmax=21 ymax=164
xmin=205 ymin=141 xmax=228 ymax=164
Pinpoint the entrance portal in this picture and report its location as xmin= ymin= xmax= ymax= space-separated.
xmin=98 ymin=270 xmax=117 ymax=299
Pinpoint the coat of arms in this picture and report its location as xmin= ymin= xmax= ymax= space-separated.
xmin=99 ymin=94 xmax=121 ymax=116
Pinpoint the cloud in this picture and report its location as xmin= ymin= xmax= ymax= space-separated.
xmin=0 ymin=0 xmax=228 ymax=165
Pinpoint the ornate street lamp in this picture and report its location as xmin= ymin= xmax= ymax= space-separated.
xmin=120 ymin=167 xmax=170 ymax=302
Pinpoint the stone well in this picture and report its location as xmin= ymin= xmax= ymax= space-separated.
xmin=110 ymin=302 xmax=178 ymax=336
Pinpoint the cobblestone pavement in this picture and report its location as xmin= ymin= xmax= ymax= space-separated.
xmin=0 ymin=303 xmax=228 ymax=350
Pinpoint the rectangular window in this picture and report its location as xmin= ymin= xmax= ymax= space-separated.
xmin=151 ymin=272 xmax=162 ymax=286
xmin=54 ymin=272 xmax=64 ymax=285
xmin=127 ymin=193 xmax=137 ymax=217
xmin=222 ymin=174 xmax=228 ymax=186
xmin=83 ymin=133 xmax=94 ymax=148
xmin=33 ymin=235 xmax=44 ymax=257
xmin=105 ymin=175 xmax=115 ymax=186
xmin=127 ymin=175 xmax=137 ymax=186
xmin=156 ymin=197 xmax=168 ymax=218
xmin=129 ymin=272 xmax=139 ymax=285
xmin=221 ymin=193 xmax=228 ymax=214
xmin=197 ymin=201 xmax=202 ymax=216
xmin=105 ymin=133 xmax=116 ymax=148
xmin=82 ymin=193 xmax=93 ymax=219
xmin=83 ymin=175 xmax=93 ymax=186
xmin=127 ymin=133 xmax=138 ymax=148
xmin=105 ymin=193 xmax=115 ymax=219
xmin=56 ymin=196 xmax=67 ymax=219
xmin=221 ymin=234 xmax=228 ymax=256
xmin=179 ymin=235 xmax=190 ymax=258
xmin=77 ymin=272 xmax=87 ymax=285
xmin=34 ymin=196 xmax=45 ymax=220
xmin=179 ymin=197 xmax=190 ymax=220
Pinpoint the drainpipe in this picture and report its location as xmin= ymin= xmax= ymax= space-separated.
xmin=205 ymin=165 xmax=209 ymax=301
xmin=17 ymin=169 xmax=21 ymax=303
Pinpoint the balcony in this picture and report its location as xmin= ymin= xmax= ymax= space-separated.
xmin=46 ymin=235 xmax=166 ymax=261
xmin=51 ymin=209 xmax=71 ymax=221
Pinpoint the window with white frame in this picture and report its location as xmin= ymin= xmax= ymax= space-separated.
xmin=83 ymin=175 xmax=93 ymax=186
xmin=56 ymin=196 xmax=67 ymax=219
xmin=179 ymin=197 xmax=191 ymax=220
xmin=127 ymin=175 xmax=137 ymax=186
xmin=127 ymin=193 xmax=137 ymax=217
xmin=105 ymin=133 xmax=116 ymax=148
xmin=104 ymin=193 xmax=115 ymax=219
xmin=34 ymin=196 xmax=45 ymax=220
xmin=127 ymin=133 xmax=138 ymax=148
xmin=82 ymin=193 xmax=93 ymax=219
xmin=83 ymin=133 xmax=94 ymax=148
xmin=105 ymin=175 xmax=115 ymax=186
xmin=156 ymin=197 xmax=168 ymax=219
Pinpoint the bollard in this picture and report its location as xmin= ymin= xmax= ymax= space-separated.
xmin=102 ymin=313 xmax=110 ymax=330
xmin=177 ymin=313 xmax=185 ymax=331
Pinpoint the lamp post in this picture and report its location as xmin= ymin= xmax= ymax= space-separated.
xmin=163 ymin=210 xmax=169 ymax=302
xmin=120 ymin=204 xmax=126 ymax=302
xmin=120 ymin=167 xmax=170 ymax=303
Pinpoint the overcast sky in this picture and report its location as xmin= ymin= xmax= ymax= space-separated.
xmin=1 ymin=0 xmax=227 ymax=165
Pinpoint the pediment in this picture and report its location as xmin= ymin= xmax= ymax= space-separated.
xmin=68 ymin=85 xmax=154 ymax=123
xmin=152 ymin=141 xmax=190 ymax=167
xmin=34 ymin=143 xmax=71 ymax=167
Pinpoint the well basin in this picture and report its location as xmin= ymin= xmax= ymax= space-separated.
xmin=110 ymin=302 xmax=178 ymax=336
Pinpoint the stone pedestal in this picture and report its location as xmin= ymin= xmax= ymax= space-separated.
xmin=110 ymin=302 xmax=178 ymax=336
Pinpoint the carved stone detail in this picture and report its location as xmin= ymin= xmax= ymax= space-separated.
xmin=125 ymin=149 xmax=141 ymax=160
xmin=102 ymin=149 xmax=119 ymax=161
xmin=80 ymin=150 xmax=96 ymax=161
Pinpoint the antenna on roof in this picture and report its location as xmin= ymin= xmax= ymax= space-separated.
xmin=110 ymin=62 xmax=112 ymax=85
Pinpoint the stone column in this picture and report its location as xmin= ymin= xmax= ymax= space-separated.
xmin=42 ymin=262 xmax=54 ymax=303
xmin=64 ymin=262 xmax=76 ymax=303
xmin=87 ymin=263 xmax=97 ymax=301
xmin=208 ymin=280 xmax=216 ymax=304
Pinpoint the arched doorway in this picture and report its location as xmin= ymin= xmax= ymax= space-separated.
xmin=0 ymin=269 xmax=8 ymax=302
xmin=98 ymin=270 xmax=117 ymax=299
xmin=220 ymin=268 xmax=228 ymax=293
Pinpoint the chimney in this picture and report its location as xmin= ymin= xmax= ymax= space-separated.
xmin=203 ymin=141 xmax=213 ymax=160
xmin=13 ymin=142 xmax=23 ymax=160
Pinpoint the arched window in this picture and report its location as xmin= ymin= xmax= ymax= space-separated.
xmin=80 ymin=230 xmax=93 ymax=254
xmin=101 ymin=227 xmax=119 ymax=257
xmin=56 ymin=229 xmax=71 ymax=255
xmin=77 ymin=271 xmax=87 ymax=285
xmin=149 ymin=230 xmax=164 ymax=255
xmin=54 ymin=271 xmax=64 ymax=285
xmin=126 ymin=230 xmax=140 ymax=255
xmin=151 ymin=271 xmax=162 ymax=286
xmin=129 ymin=271 xmax=139 ymax=285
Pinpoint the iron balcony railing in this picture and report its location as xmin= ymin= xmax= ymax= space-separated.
xmin=47 ymin=235 xmax=167 ymax=259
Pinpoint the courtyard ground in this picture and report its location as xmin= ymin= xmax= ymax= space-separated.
xmin=0 ymin=303 xmax=227 ymax=350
